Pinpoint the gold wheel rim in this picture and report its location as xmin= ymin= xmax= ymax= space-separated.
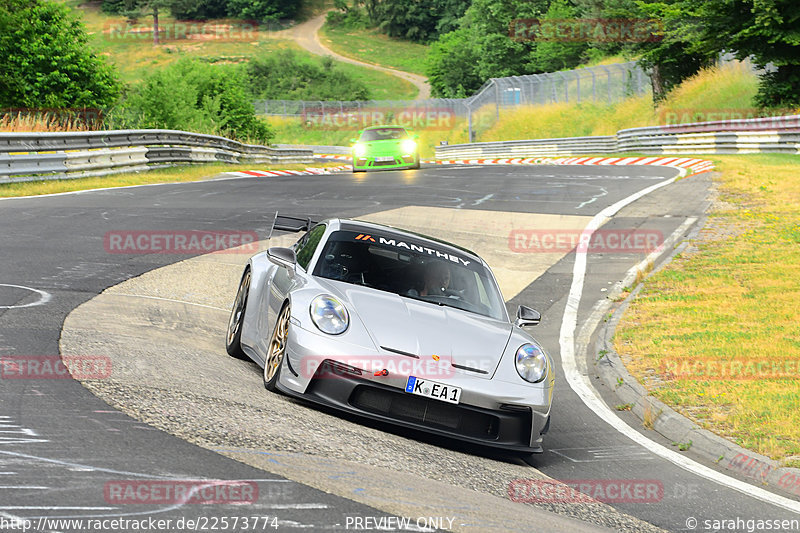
xmin=265 ymin=304 xmax=290 ymax=382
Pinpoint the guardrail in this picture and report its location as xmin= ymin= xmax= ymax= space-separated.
xmin=0 ymin=130 xmax=313 ymax=183
xmin=436 ymin=114 xmax=800 ymax=159
xmin=435 ymin=137 xmax=617 ymax=159
xmin=274 ymin=143 xmax=351 ymax=155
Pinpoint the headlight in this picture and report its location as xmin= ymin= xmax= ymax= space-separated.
xmin=515 ymin=343 xmax=548 ymax=383
xmin=353 ymin=143 xmax=366 ymax=157
xmin=310 ymin=295 xmax=349 ymax=335
xmin=401 ymin=139 xmax=416 ymax=154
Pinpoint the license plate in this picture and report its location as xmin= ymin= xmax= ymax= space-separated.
xmin=405 ymin=376 xmax=461 ymax=404
xmin=375 ymin=156 xmax=395 ymax=162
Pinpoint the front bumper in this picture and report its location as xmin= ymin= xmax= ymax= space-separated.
xmin=277 ymin=359 xmax=548 ymax=453
xmin=353 ymin=154 xmax=418 ymax=171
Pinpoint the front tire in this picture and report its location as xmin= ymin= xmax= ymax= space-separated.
xmin=226 ymin=269 xmax=250 ymax=359
xmin=264 ymin=302 xmax=291 ymax=392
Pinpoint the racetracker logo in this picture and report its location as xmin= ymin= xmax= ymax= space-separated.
xmin=104 ymin=230 xmax=258 ymax=254
xmin=103 ymin=20 xmax=267 ymax=42
xmin=508 ymin=479 xmax=663 ymax=504
xmin=300 ymin=355 xmax=460 ymax=380
xmin=660 ymin=359 xmax=800 ymax=381
xmin=0 ymin=355 xmax=111 ymax=380
xmin=104 ymin=480 xmax=258 ymax=504
xmin=302 ymin=107 xmax=456 ymax=130
xmin=509 ymin=229 xmax=663 ymax=254
xmin=509 ymin=18 xmax=663 ymax=43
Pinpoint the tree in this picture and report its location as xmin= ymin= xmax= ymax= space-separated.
xmin=529 ymin=0 xmax=589 ymax=72
xmin=0 ymin=0 xmax=120 ymax=109
xmin=225 ymin=0 xmax=301 ymax=22
xmin=123 ymin=0 xmax=172 ymax=45
xmin=119 ymin=59 xmax=273 ymax=142
xmin=373 ymin=0 xmax=471 ymax=43
xmin=426 ymin=28 xmax=483 ymax=97
xmin=677 ymin=0 xmax=800 ymax=107
xmin=625 ymin=1 xmax=712 ymax=102
xmin=426 ymin=0 xmax=549 ymax=97
xmin=169 ymin=0 xmax=228 ymax=20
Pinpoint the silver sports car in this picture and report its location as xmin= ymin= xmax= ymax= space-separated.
xmin=226 ymin=216 xmax=554 ymax=456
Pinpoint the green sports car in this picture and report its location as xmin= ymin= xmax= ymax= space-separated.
xmin=351 ymin=126 xmax=421 ymax=172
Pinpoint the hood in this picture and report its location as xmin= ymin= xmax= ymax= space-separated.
xmin=325 ymin=281 xmax=512 ymax=379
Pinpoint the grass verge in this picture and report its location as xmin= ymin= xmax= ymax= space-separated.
xmin=614 ymin=154 xmax=800 ymax=467
xmin=0 ymin=163 xmax=339 ymax=198
xmin=318 ymin=23 xmax=430 ymax=76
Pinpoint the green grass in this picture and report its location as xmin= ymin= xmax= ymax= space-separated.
xmin=318 ymin=23 xmax=430 ymax=76
xmin=66 ymin=1 xmax=415 ymax=99
xmin=615 ymin=154 xmax=800 ymax=466
xmin=0 ymin=162 xmax=341 ymax=198
xmin=330 ymin=59 xmax=418 ymax=100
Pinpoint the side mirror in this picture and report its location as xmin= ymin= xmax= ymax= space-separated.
xmin=267 ymin=247 xmax=296 ymax=271
xmin=349 ymin=138 xmax=358 ymax=143
xmin=515 ymin=305 xmax=541 ymax=327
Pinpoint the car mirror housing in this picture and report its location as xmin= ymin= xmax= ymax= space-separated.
xmin=267 ymin=247 xmax=297 ymax=271
xmin=515 ymin=305 xmax=541 ymax=327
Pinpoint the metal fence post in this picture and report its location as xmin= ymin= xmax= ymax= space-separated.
xmin=494 ymin=80 xmax=500 ymax=121
xmin=468 ymin=104 xmax=474 ymax=143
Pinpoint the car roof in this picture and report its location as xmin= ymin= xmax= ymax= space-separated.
xmin=324 ymin=218 xmax=482 ymax=263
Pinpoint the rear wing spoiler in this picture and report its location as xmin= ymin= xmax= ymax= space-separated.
xmin=267 ymin=213 xmax=320 ymax=241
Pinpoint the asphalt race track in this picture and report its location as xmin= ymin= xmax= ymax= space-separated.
xmin=1 ymin=164 xmax=798 ymax=532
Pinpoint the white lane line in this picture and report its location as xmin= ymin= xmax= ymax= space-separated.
xmin=559 ymin=172 xmax=800 ymax=514
xmin=576 ymin=186 xmax=608 ymax=209
xmin=0 ymin=486 xmax=49 ymax=489
xmin=0 ymin=284 xmax=52 ymax=309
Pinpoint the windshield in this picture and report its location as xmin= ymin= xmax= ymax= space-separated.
xmin=359 ymin=128 xmax=408 ymax=141
xmin=312 ymin=230 xmax=507 ymax=321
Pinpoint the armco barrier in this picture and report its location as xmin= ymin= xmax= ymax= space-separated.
xmin=436 ymin=114 xmax=800 ymax=159
xmin=0 ymin=130 xmax=313 ymax=183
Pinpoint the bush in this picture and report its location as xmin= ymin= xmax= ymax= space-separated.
xmin=116 ymin=59 xmax=272 ymax=143
xmin=0 ymin=0 xmax=120 ymax=109
xmin=326 ymin=6 xmax=370 ymax=29
xmin=245 ymin=50 xmax=370 ymax=100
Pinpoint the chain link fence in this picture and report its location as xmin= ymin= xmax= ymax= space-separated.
xmin=254 ymin=61 xmax=650 ymax=141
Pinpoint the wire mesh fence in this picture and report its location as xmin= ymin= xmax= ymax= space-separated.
xmin=253 ymin=61 xmax=650 ymax=140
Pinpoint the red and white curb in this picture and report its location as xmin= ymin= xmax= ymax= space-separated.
xmin=435 ymin=156 xmax=715 ymax=174
xmin=224 ymin=166 xmax=350 ymax=178
xmin=228 ymin=156 xmax=714 ymax=176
